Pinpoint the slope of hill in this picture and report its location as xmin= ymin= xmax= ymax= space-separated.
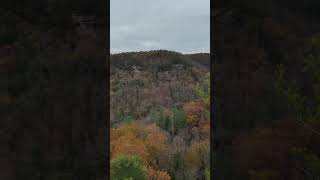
xmin=110 ymin=50 xmax=209 ymax=126
xmin=110 ymin=50 xmax=210 ymax=179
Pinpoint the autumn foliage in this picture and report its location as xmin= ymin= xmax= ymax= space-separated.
xmin=111 ymin=122 xmax=167 ymax=164
xmin=183 ymin=100 xmax=208 ymax=125
xmin=110 ymin=55 xmax=210 ymax=179
xmin=147 ymin=167 xmax=171 ymax=180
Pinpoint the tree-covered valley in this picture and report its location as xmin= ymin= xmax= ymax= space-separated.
xmin=110 ymin=50 xmax=210 ymax=180
xmin=3 ymin=0 xmax=320 ymax=179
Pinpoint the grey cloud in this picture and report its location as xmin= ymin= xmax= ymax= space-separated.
xmin=111 ymin=0 xmax=210 ymax=53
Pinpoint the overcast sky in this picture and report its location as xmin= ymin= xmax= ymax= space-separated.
xmin=110 ymin=0 xmax=210 ymax=54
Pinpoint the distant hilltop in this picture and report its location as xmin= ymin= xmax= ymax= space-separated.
xmin=110 ymin=49 xmax=210 ymax=70
xmin=110 ymin=49 xmax=210 ymax=55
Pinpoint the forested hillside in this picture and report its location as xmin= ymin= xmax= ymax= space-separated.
xmin=110 ymin=51 xmax=210 ymax=180
xmin=213 ymin=1 xmax=320 ymax=179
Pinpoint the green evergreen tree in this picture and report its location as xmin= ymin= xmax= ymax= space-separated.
xmin=110 ymin=155 xmax=147 ymax=180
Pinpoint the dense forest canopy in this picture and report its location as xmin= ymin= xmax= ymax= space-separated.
xmin=110 ymin=51 xmax=210 ymax=180
xmin=3 ymin=0 xmax=320 ymax=179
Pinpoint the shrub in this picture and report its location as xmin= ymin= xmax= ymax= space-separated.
xmin=110 ymin=155 xmax=147 ymax=180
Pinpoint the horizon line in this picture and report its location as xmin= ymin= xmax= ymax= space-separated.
xmin=110 ymin=49 xmax=210 ymax=55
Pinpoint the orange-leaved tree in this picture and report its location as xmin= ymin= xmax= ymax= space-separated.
xmin=111 ymin=122 xmax=170 ymax=174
